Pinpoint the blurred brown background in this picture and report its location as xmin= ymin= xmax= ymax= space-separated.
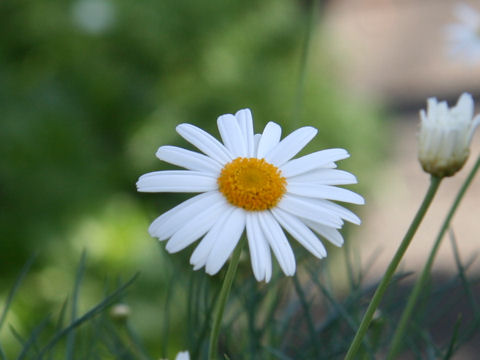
xmin=323 ymin=1 xmax=480 ymax=357
xmin=322 ymin=0 xmax=480 ymax=273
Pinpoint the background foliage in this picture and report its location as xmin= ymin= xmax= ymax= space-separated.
xmin=0 ymin=0 xmax=385 ymax=357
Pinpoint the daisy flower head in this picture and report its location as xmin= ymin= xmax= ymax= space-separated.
xmin=418 ymin=93 xmax=480 ymax=178
xmin=446 ymin=3 xmax=480 ymax=63
xmin=137 ymin=109 xmax=364 ymax=282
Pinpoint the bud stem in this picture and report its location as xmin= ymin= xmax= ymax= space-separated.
xmin=387 ymin=155 xmax=480 ymax=358
xmin=345 ymin=176 xmax=442 ymax=359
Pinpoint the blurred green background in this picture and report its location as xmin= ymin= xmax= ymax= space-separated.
xmin=0 ymin=0 xmax=386 ymax=357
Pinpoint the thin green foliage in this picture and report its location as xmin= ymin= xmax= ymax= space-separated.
xmin=292 ymin=273 xmax=320 ymax=358
xmin=292 ymin=0 xmax=319 ymax=125
xmin=9 ymin=325 xmax=26 ymax=350
xmin=66 ymin=251 xmax=86 ymax=360
xmin=443 ymin=315 xmax=462 ymax=360
xmin=3 ymin=247 xmax=475 ymax=359
xmin=17 ymin=316 xmax=51 ymax=360
xmin=450 ymin=230 xmax=479 ymax=317
xmin=0 ymin=256 xmax=36 ymax=332
xmin=237 ymin=279 xmax=260 ymax=358
xmin=127 ymin=324 xmax=152 ymax=360
xmin=264 ymin=346 xmax=294 ymax=360
xmin=306 ymin=265 xmax=357 ymax=333
xmin=0 ymin=344 xmax=6 ymax=360
xmin=343 ymin=240 xmax=358 ymax=291
xmin=47 ymin=299 xmax=69 ymax=360
xmin=161 ymin=277 xmax=174 ymax=359
xmin=446 ymin=231 xmax=480 ymax=353
xmin=35 ymin=273 xmax=139 ymax=359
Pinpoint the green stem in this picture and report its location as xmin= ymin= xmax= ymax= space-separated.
xmin=344 ymin=176 xmax=442 ymax=360
xmin=208 ymin=238 xmax=245 ymax=360
xmin=293 ymin=0 xmax=319 ymax=125
xmin=387 ymin=155 xmax=480 ymax=359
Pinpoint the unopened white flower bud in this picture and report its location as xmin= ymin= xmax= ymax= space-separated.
xmin=418 ymin=93 xmax=480 ymax=177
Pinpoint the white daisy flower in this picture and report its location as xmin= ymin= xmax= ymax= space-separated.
xmin=418 ymin=93 xmax=480 ymax=177
xmin=446 ymin=3 xmax=480 ymax=63
xmin=137 ymin=109 xmax=364 ymax=282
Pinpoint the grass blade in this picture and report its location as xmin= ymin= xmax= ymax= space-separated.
xmin=0 ymin=256 xmax=36 ymax=332
xmin=264 ymin=346 xmax=294 ymax=360
xmin=292 ymin=273 xmax=320 ymax=358
xmin=66 ymin=251 xmax=87 ymax=360
xmin=449 ymin=230 xmax=479 ymax=315
xmin=443 ymin=315 xmax=462 ymax=360
xmin=161 ymin=277 xmax=174 ymax=359
xmin=0 ymin=343 xmax=6 ymax=360
xmin=9 ymin=325 xmax=25 ymax=349
xmin=16 ymin=316 xmax=51 ymax=360
xmin=35 ymin=273 xmax=139 ymax=359
xmin=306 ymin=265 xmax=358 ymax=332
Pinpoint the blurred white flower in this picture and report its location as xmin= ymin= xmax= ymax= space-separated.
xmin=159 ymin=351 xmax=189 ymax=360
xmin=418 ymin=93 xmax=480 ymax=177
xmin=71 ymin=0 xmax=115 ymax=34
xmin=446 ymin=3 xmax=480 ymax=62
xmin=109 ymin=303 xmax=131 ymax=322
xmin=175 ymin=351 xmax=190 ymax=360
xmin=137 ymin=109 xmax=363 ymax=282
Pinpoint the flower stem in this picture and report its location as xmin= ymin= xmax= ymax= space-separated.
xmin=387 ymin=155 xmax=480 ymax=359
xmin=293 ymin=0 xmax=319 ymax=125
xmin=344 ymin=176 xmax=442 ymax=360
xmin=208 ymin=238 xmax=245 ymax=360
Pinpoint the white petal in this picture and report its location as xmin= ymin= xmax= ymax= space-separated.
xmin=287 ymin=183 xmax=365 ymax=205
xmin=190 ymin=207 xmax=234 ymax=270
xmin=246 ymin=212 xmax=272 ymax=282
xmin=258 ymin=211 xmax=296 ymax=276
xmin=253 ymin=134 xmax=261 ymax=155
xmin=277 ymin=194 xmax=344 ymax=229
xmin=271 ymin=208 xmax=327 ymax=259
xmin=136 ymin=170 xmax=217 ymax=192
xmin=149 ymin=192 xmax=224 ymax=240
xmin=289 ymin=169 xmax=357 ymax=185
xmin=205 ymin=208 xmax=246 ymax=275
xmin=176 ymin=123 xmax=233 ymax=164
xmin=303 ymin=219 xmax=344 ymax=247
xmin=454 ymin=92 xmax=474 ymax=120
xmin=166 ymin=201 xmax=229 ymax=253
xmin=256 ymin=122 xmax=282 ymax=158
xmin=324 ymin=162 xmax=338 ymax=169
xmin=311 ymin=198 xmax=362 ymax=225
xmin=280 ymin=149 xmax=350 ymax=177
xmin=217 ymin=114 xmax=247 ymax=157
xmin=235 ymin=109 xmax=255 ymax=157
xmin=265 ymin=126 xmax=318 ymax=166
xmin=156 ymin=146 xmax=222 ymax=174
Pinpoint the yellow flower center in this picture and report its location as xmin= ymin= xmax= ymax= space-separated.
xmin=217 ymin=157 xmax=287 ymax=211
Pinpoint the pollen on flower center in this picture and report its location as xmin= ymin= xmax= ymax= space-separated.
xmin=217 ymin=157 xmax=287 ymax=211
